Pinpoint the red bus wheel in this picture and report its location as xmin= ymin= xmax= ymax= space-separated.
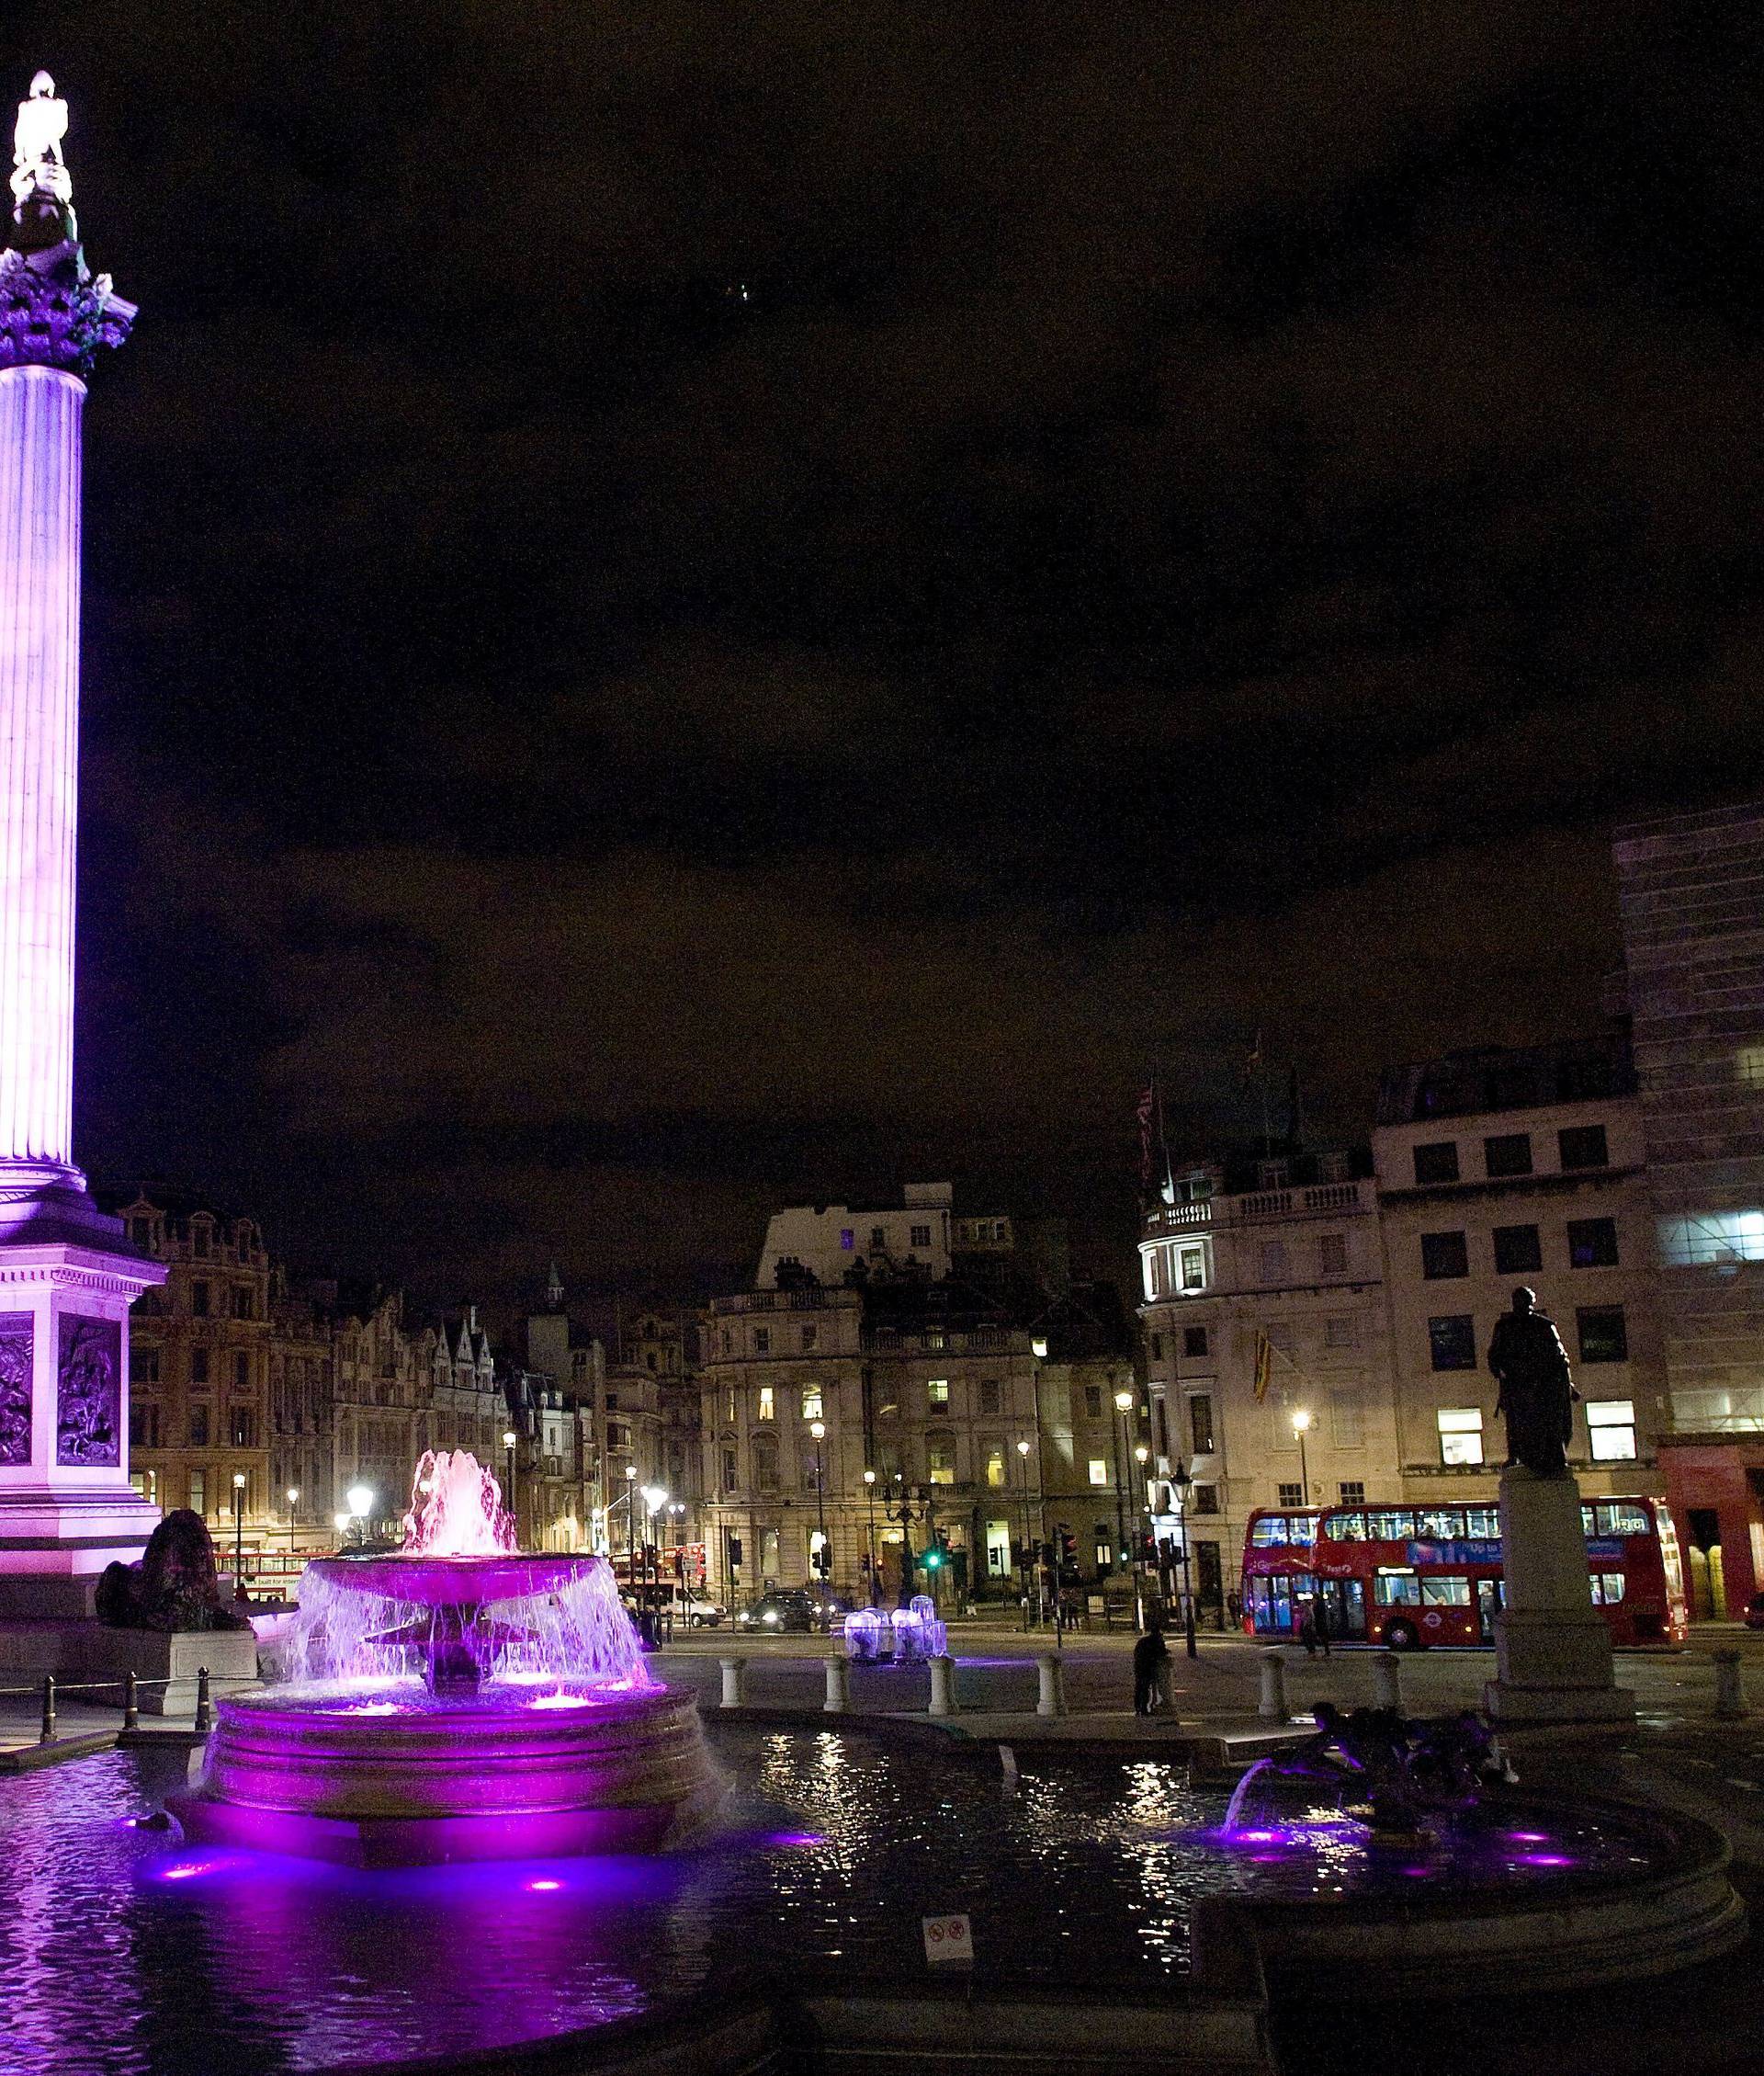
xmin=1384 ymin=1618 xmax=1420 ymax=1651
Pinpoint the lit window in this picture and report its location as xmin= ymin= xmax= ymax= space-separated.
xmin=1088 ymin=1458 xmax=1109 ymax=1487
xmin=840 ymin=1228 xmax=855 ymax=1250
xmin=1589 ymin=1571 xmax=1627 ymax=1605
xmin=928 ymin=1441 xmax=955 ymax=1485
xmin=1737 ymin=1049 xmax=1764 ymax=1087
xmin=757 ymin=1388 xmax=775 ymax=1421
xmin=1437 ymin=1407 xmax=1484 ymax=1467
xmin=1657 ymin=1210 xmax=1764 ymax=1265
xmin=1177 ymin=1243 xmax=1207 ymax=1292
xmin=927 ymin=1378 xmax=949 ymax=1406
xmin=1587 ymin=1399 xmax=1636 ymax=1462
xmin=801 ymin=1386 xmax=822 ymax=1421
xmin=985 ymin=1443 xmax=1005 ymax=1488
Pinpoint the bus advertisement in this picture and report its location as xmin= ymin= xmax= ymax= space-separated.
xmin=1241 ymin=1496 xmax=1687 ymax=1650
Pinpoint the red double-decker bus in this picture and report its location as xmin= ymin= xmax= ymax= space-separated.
xmin=1240 ymin=1496 xmax=1687 ymax=1650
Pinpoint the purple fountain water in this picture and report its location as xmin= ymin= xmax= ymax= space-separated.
xmin=169 ymin=1451 xmax=719 ymax=1866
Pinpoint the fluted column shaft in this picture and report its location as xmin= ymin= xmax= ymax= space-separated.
xmin=0 ymin=364 xmax=83 ymax=1171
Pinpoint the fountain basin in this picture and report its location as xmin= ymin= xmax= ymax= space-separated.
xmin=170 ymin=1682 xmax=723 ymax=1867
xmin=305 ymin=1551 xmax=595 ymax=1605
xmin=1224 ymin=1790 xmax=1744 ymax=2000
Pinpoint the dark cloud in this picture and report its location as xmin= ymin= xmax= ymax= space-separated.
xmin=11 ymin=0 xmax=1761 ymax=1307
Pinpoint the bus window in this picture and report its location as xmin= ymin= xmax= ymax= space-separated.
xmin=1327 ymin=1512 xmax=1365 ymax=1542
xmin=1289 ymin=1514 xmax=1316 ymax=1547
xmin=1420 ymin=1576 xmax=1472 ymax=1605
xmin=1250 ymin=1516 xmax=1289 ymax=1548
xmin=1589 ymin=1571 xmax=1626 ymax=1605
xmin=1580 ymin=1505 xmax=1595 ymax=1537
xmin=1464 ymin=1506 xmax=1500 ymax=1540
xmin=1373 ymin=1571 xmax=1421 ymax=1605
xmin=1367 ymin=1510 xmax=1415 ymax=1542
xmin=1415 ymin=1508 xmax=1462 ymax=1540
xmin=1595 ymin=1503 xmax=1650 ymax=1538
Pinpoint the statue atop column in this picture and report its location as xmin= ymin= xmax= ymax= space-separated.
xmin=0 ymin=70 xmax=133 ymax=375
xmin=1487 ymin=1287 xmax=1579 ymax=1478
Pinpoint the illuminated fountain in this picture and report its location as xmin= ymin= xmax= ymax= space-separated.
xmin=170 ymin=1451 xmax=721 ymax=1866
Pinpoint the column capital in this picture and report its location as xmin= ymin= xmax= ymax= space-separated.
xmin=0 ymin=240 xmax=133 ymax=378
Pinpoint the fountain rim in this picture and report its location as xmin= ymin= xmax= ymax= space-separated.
xmin=304 ymin=1550 xmax=605 ymax=1605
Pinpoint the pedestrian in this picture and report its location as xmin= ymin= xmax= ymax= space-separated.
xmin=1298 ymin=1599 xmax=1318 ymax=1659
xmin=1133 ymin=1617 xmax=1170 ymax=1715
xmin=1227 ymin=1588 xmax=1243 ymax=1631
xmin=1313 ymin=1594 xmax=1332 ymax=1659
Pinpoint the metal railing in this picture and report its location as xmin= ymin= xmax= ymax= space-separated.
xmin=0 ymin=1665 xmax=232 ymax=1744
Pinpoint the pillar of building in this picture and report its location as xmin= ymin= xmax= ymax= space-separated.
xmin=0 ymin=74 xmax=164 ymax=1614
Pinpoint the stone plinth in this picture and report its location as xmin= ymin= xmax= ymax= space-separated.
xmin=0 ymin=1617 xmax=257 ymax=1710
xmin=1484 ymin=1466 xmax=1634 ymax=1725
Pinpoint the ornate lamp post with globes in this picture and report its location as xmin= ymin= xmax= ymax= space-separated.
xmin=862 ymin=1468 xmax=878 ymax=1603
xmin=1292 ymin=1407 xmax=1313 ymax=1505
xmin=808 ymin=1420 xmax=829 ymax=1607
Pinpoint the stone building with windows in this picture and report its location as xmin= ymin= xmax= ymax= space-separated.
xmin=267 ymin=1270 xmax=335 ymax=1547
xmin=1614 ymin=803 xmax=1764 ymax=1614
xmin=111 ymin=1191 xmax=275 ymax=1562
xmin=1138 ymin=1152 xmax=1397 ymax=1621
xmin=1373 ymin=1038 xmax=1663 ymax=1507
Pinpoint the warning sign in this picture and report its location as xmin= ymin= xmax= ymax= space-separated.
xmin=922 ymin=1913 xmax=974 ymax=1966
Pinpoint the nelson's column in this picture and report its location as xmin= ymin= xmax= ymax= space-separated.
xmin=0 ymin=73 xmax=165 ymax=1614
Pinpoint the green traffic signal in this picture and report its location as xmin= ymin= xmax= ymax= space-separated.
xmin=922 ymin=1548 xmax=943 ymax=1569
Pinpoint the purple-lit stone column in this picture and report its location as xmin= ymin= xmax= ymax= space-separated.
xmin=0 ymin=363 xmax=84 ymax=1177
xmin=0 ymin=75 xmax=164 ymax=1616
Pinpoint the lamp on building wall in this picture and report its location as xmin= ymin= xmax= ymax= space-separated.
xmin=232 ymin=1470 xmax=246 ymax=1588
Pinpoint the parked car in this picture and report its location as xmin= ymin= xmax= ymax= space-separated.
xmin=679 ymin=1591 xmax=726 ymax=1628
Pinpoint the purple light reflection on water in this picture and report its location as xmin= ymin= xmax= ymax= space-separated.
xmin=1517 ymin=1853 xmax=1577 ymax=1869
xmin=763 ymin=1830 xmax=826 ymax=1849
xmin=1508 ymin=1830 xmax=1550 ymax=1843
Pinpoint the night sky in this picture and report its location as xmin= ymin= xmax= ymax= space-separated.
xmin=17 ymin=6 xmax=1764 ymax=1311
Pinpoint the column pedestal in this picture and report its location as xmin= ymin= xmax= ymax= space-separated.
xmin=1483 ymin=1466 xmax=1634 ymax=1726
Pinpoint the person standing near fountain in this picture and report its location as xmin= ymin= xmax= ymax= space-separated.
xmin=1484 ymin=1288 xmax=1634 ymax=1724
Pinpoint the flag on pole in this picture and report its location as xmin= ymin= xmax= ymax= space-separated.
xmin=1241 ymin=1029 xmax=1263 ymax=1094
xmin=1136 ymin=1082 xmax=1156 ymax=1192
xmin=1252 ymin=1329 xmax=1273 ymax=1402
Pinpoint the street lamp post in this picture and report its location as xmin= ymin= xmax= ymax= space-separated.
xmin=808 ymin=1420 xmax=829 ymax=1607
xmin=502 ymin=1427 xmax=519 ymax=1544
xmin=1113 ymin=1387 xmax=1135 ymax=1592
xmin=1015 ymin=1436 xmax=1035 ymax=1630
xmin=1292 ymin=1407 xmax=1313 ymax=1507
xmin=346 ymin=1482 xmax=374 ymax=1548
xmin=232 ymin=1471 xmax=246 ymax=1589
xmin=285 ymin=1486 xmax=299 ymax=1563
xmin=886 ymin=1474 xmax=916 ymax=1608
xmin=862 ymin=1468 xmax=878 ymax=1604
xmin=1169 ymin=1458 xmax=1198 ymax=1657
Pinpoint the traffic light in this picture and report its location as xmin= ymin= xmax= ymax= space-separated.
xmin=922 ymin=1546 xmax=943 ymax=1571
xmin=813 ymin=1544 xmax=831 ymax=1575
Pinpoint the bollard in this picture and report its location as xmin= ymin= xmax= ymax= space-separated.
xmin=719 ymin=1656 xmax=746 ymax=1708
xmin=1713 ymin=1647 xmax=1748 ymax=1721
xmin=928 ymin=1652 xmax=958 ymax=1718
xmin=823 ymin=1653 xmax=851 ymax=1714
xmin=1258 ymin=1648 xmax=1289 ymax=1724
xmin=38 ymin=1673 xmax=55 ymax=1745
xmin=1035 ymin=1651 xmax=1067 ymax=1719
xmin=1371 ymin=1649 xmax=1403 ymax=1713
xmin=194 ymin=1666 xmax=214 ymax=1736
xmin=122 ymin=1671 xmax=139 ymax=1732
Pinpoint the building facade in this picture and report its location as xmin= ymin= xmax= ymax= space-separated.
xmin=1615 ymin=802 xmax=1764 ymax=1614
xmin=1139 ymin=1153 xmax=1396 ymax=1620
